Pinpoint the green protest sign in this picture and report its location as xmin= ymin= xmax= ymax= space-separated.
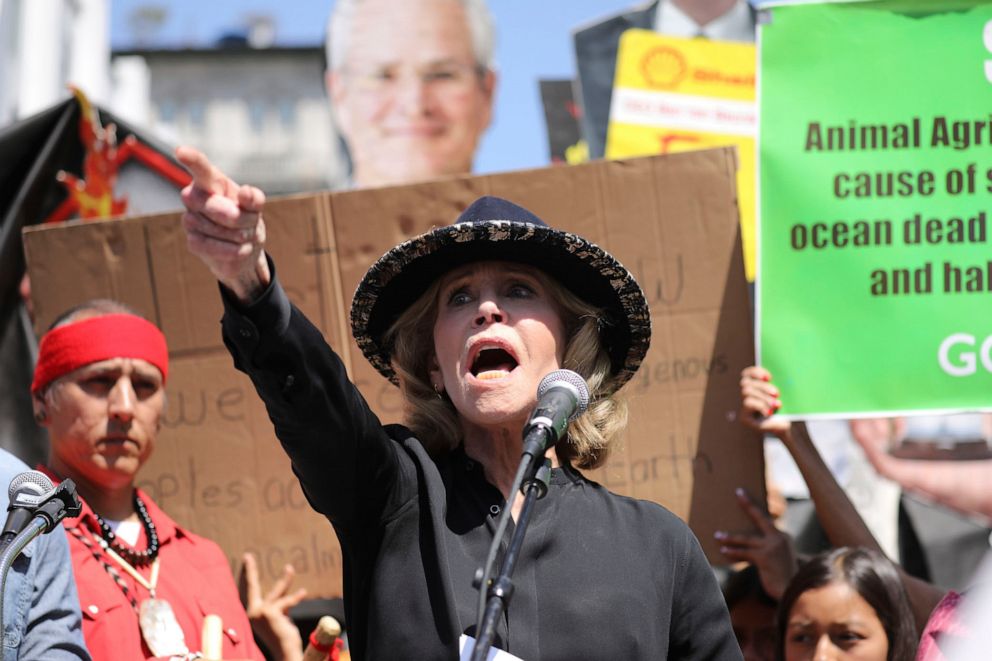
xmin=758 ymin=0 xmax=992 ymax=417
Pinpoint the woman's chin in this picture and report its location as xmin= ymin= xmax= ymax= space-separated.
xmin=460 ymin=400 xmax=531 ymax=433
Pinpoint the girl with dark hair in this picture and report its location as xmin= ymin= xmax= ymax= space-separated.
xmin=730 ymin=366 xmax=954 ymax=658
xmin=776 ymin=547 xmax=917 ymax=661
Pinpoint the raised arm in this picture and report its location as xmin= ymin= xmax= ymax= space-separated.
xmin=739 ymin=366 xmax=945 ymax=633
xmin=175 ymin=147 xmax=408 ymax=530
xmin=850 ymin=419 xmax=992 ymax=521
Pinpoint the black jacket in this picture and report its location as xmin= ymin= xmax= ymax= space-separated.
xmin=221 ymin=271 xmax=742 ymax=660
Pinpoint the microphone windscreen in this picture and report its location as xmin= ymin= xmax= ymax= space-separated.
xmin=537 ymin=369 xmax=590 ymax=420
xmin=7 ymin=471 xmax=54 ymax=499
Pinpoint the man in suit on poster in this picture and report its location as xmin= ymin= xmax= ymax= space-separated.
xmin=573 ymin=0 xmax=755 ymax=160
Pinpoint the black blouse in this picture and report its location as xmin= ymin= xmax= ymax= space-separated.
xmin=220 ymin=270 xmax=742 ymax=661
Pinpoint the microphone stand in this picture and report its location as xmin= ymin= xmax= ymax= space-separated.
xmin=0 ymin=480 xmax=81 ymax=651
xmin=469 ymin=453 xmax=552 ymax=661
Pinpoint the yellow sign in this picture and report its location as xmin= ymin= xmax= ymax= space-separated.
xmin=607 ymin=30 xmax=756 ymax=280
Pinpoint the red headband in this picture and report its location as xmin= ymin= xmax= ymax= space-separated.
xmin=32 ymin=314 xmax=169 ymax=394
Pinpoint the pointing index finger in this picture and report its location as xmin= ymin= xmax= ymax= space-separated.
xmin=176 ymin=146 xmax=233 ymax=197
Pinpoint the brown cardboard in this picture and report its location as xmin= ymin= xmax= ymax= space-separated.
xmin=23 ymin=148 xmax=762 ymax=598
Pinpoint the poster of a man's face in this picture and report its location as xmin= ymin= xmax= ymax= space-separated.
xmin=326 ymin=0 xmax=497 ymax=188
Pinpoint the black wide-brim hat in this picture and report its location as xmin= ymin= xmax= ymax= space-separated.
xmin=350 ymin=195 xmax=651 ymax=393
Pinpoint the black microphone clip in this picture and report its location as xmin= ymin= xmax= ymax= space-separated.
xmin=0 ymin=472 xmax=81 ymax=552
xmin=33 ymin=481 xmax=82 ymax=532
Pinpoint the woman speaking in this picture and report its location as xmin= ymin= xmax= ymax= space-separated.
xmin=177 ymin=146 xmax=741 ymax=661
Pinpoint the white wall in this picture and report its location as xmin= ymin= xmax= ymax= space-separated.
xmin=68 ymin=0 xmax=111 ymax=105
xmin=0 ymin=0 xmax=110 ymax=125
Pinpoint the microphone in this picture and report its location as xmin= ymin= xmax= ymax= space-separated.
xmin=0 ymin=475 xmax=81 ymax=652
xmin=471 ymin=370 xmax=590 ymax=660
xmin=521 ymin=369 xmax=590 ymax=457
xmin=0 ymin=471 xmax=55 ymax=548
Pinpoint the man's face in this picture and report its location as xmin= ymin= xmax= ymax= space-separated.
xmin=329 ymin=0 xmax=496 ymax=187
xmin=39 ymin=357 xmax=164 ymax=491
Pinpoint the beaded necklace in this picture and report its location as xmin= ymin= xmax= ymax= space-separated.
xmin=89 ymin=491 xmax=160 ymax=566
xmin=70 ymin=516 xmax=190 ymax=657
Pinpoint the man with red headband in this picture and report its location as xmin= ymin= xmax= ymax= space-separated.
xmin=30 ymin=299 xmax=265 ymax=661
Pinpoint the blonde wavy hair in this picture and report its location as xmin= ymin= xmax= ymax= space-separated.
xmin=385 ymin=269 xmax=628 ymax=469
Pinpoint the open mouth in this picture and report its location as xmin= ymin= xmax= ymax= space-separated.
xmin=101 ymin=437 xmax=136 ymax=448
xmin=470 ymin=347 xmax=519 ymax=380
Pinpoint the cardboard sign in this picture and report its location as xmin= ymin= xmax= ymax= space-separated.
xmin=758 ymin=1 xmax=992 ymax=418
xmin=607 ymin=30 xmax=757 ymax=281
xmin=24 ymin=148 xmax=762 ymax=597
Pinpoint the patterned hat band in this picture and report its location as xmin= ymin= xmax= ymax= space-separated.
xmin=350 ymin=196 xmax=651 ymax=394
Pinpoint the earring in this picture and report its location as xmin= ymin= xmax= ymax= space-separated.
xmin=34 ymin=410 xmax=47 ymax=424
xmin=433 ymin=383 xmax=444 ymax=400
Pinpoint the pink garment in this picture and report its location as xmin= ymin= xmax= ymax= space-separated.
xmin=916 ymin=590 xmax=963 ymax=661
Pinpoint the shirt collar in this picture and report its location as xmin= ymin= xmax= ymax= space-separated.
xmin=654 ymin=0 xmax=754 ymax=42
xmin=448 ymin=443 xmax=580 ymax=488
xmin=37 ymin=465 xmax=189 ymax=544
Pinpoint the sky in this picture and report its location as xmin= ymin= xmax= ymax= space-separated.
xmin=110 ymin=0 xmax=641 ymax=176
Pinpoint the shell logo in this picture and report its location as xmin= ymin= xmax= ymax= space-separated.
xmin=640 ymin=46 xmax=688 ymax=89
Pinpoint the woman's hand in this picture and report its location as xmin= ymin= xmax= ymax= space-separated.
xmin=238 ymin=552 xmax=307 ymax=661
xmin=176 ymin=146 xmax=270 ymax=303
xmin=715 ymin=488 xmax=798 ymax=600
xmin=739 ymin=366 xmax=791 ymax=438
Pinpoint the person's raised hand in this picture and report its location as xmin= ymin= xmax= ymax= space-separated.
xmin=176 ymin=146 xmax=270 ymax=303
xmin=739 ymin=366 xmax=791 ymax=438
xmin=715 ymin=487 xmax=797 ymax=600
xmin=238 ymin=552 xmax=306 ymax=661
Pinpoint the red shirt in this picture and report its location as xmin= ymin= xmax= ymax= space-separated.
xmin=44 ymin=471 xmax=263 ymax=661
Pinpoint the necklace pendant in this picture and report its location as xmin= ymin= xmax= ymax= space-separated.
xmin=139 ymin=598 xmax=188 ymax=657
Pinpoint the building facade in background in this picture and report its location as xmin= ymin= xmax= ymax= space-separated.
xmin=0 ymin=0 xmax=110 ymax=125
xmin=0 ymin=1 xmax=346 ymax=195
xmin=112 ymin=43 xmax=347 ymax=195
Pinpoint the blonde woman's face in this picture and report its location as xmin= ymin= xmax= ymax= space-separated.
xmin=430 ymin=261 xmax=565 ymax=431
xmin=784 ymin=581 xmax=888 ymax=661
